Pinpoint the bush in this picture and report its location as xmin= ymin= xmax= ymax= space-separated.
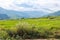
xmin=0 ymin=30 xmax=9 ymax=39
xmin=14 ymin=22 xmax=41 ymax=39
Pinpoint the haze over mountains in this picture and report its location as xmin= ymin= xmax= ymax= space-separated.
xmin=0 ymin=0 xmax=60 ymax=19
xmin=49 ymin=11 xmax=60 ymax=16
xmin=0 ymin=7 xmax=49 ymax=19
xmin=0 ymin=7 xmax=60 ymax=19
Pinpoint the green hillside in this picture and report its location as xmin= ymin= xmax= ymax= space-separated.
xmin=0 ymin=16 xmax=60 ymax=39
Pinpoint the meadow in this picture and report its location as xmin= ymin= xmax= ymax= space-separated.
xmin=0 ymin=16 xmax=60 ymax=40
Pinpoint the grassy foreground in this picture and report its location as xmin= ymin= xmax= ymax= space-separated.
xmin=0 ymin=16 xmax=60 ymax=40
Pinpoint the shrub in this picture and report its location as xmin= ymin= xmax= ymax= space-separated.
xmin=15 ymin=22 xmax=41 ymax=39
xmin=0 ymin=30 xmax=9 ymax=39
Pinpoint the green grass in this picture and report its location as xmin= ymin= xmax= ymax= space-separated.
xmin=0 ymin=16 xmax=60 ymax=29
xmin=19 ymin=18 xmax=60 ymax=29
xmin=0 ymin=16 xmax=60 ymax=39
xmin=0 ymin=20 xmax=19 ymax=28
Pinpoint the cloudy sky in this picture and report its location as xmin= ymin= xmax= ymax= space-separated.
xmin=0 ymin=0 xmax=60 ymax=13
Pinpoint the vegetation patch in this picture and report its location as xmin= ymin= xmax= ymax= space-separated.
xmin=0 ymin=16 xmax=60 ymax=39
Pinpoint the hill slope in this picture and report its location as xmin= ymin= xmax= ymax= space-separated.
xmin=48 ymin=11 xmax=60 ymax=16
xmin=0 ymin=14 xmax=10 ymax=19
xmin=0 ymin=7 xmax=48 ymax=19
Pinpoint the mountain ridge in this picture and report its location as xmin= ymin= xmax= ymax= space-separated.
xmin=0 ymin=7 xmax=48 ymax=19
xmin=48 ymin=11 xmax=60 ymax=16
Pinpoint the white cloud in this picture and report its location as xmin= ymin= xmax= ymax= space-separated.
xmin=0 ymin=0 xmax=60 ymax=13
xmin=0 ymin=0 xmax=13 ymax=8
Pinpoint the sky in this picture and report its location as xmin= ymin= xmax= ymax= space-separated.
xmin=0 ymin=0 xmax=60 ymax=13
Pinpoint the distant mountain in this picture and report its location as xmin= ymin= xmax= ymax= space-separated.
xmin=0 ymin=14 xmax=10 ymax=19
xmin=48 ymin=11 xmax=60 ymax=16
xmin=0 ymin=7 xmax=49 ymax=19
xmin=0 ymin=8 xmax=21 ymax=19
